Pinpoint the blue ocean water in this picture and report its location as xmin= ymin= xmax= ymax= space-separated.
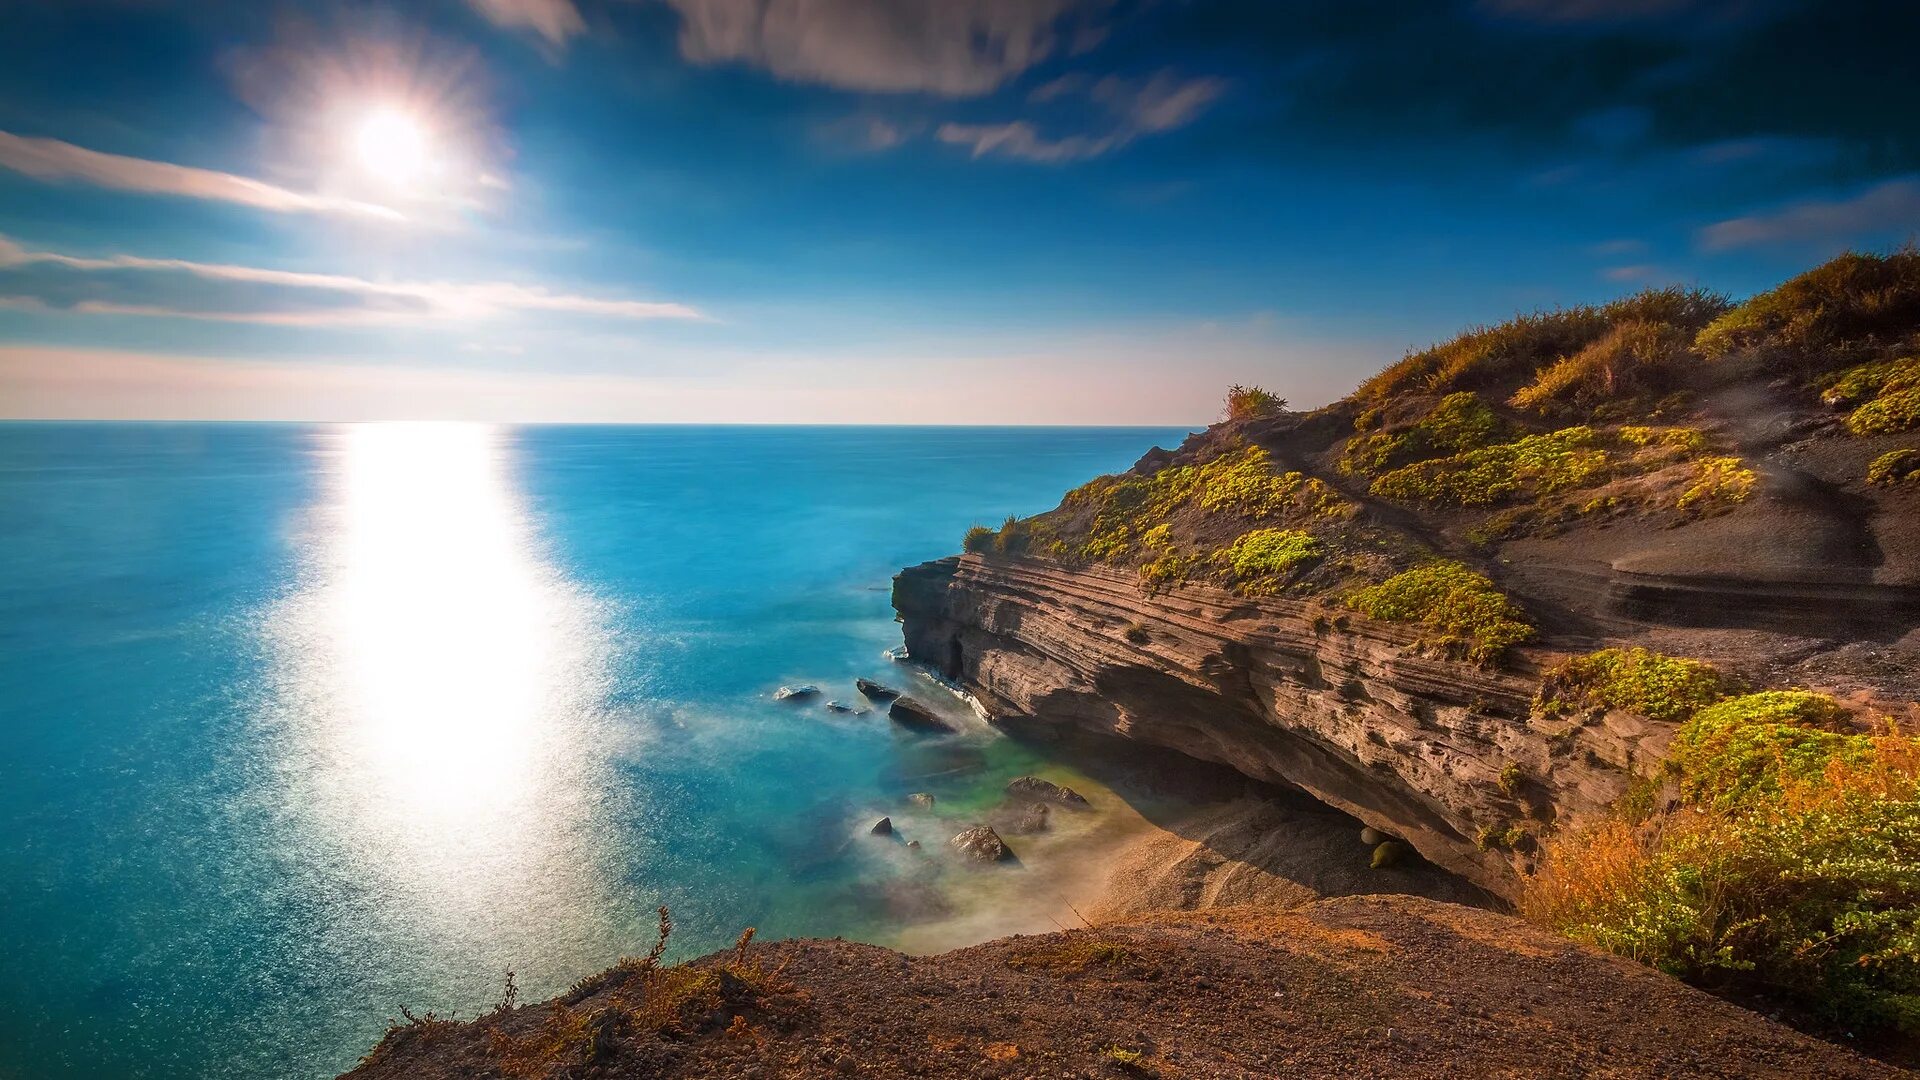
xmin=0 ymin=422 xmax=1189 ymax=1080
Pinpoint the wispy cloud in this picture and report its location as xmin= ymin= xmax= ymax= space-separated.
xmin=0 ymin=131 xmax=403 ymax=221
xmin=466 ymin=0 xmax=586 ymax=48
xmin=939 ymin=71 xmax=1225 ymax=163
xmin=1699 ymin=175 xmax=1920 ymax=251
xmin=661 ymin=0 xmax=1105 ymax=96
xmin=0 ymin=235 xmax=705 ymax=326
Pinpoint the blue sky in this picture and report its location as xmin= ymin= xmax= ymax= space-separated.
xmin=1 ymin=0 xmax=1916 ymax=423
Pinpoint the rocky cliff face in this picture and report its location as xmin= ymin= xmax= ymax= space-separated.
xmin=894 ymin=555 xmax=1667 ymax=898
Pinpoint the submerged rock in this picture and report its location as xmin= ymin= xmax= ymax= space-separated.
xmin=949 ymin=825 xmax=1018 ymax=865
xmin=870 ymin=817 xmax=893 ymax=836
xmin=889 ymin=696 xmax=957 ymax=733
xmin=774 ymin=685 xmax=821 ymax=702
xmin=996 ymin=802 xmax=1050 ymax=835
xmin=907 ymin=792 xmax=936 ymax=808
xmin=906 ymin=839 xmax=922 ymax=851
xmin=1005 ymin=776 xmax=1090 ymax=807
xmin=856 ymin=678 xmax=902 ymax=702
xmin=825 ymin=700 xmax=857 ymax=713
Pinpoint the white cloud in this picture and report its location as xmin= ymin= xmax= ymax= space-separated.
xmin=0 ymin=235 xmax=705 ymax=326
xmin=660 ymin=0 xmax=1104 ymax=96
xmin=938 ymin=72 xmax=1225 ymax=163
xmin=1699 ymin=176 xmax=1920 ymax=252
xmin=466 ymin=0 xmax=586 ymax=47
xmin=0 ymin=131 xmax=403 ymax=221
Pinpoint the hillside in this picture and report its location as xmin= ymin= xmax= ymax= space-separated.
xmin=346 ymin=895 xmax=1900 ymax=1079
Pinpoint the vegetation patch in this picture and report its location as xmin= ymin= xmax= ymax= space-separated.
xmin=1357 ymin=286 xmax=1727 ymax=404
xmin=1224 ymin=528 xmax=1323 ymax=582
xmin=1225 ymin=383 xmax=1287 ymax=421
xmin=1508 ymin=319 xmax=1693 ymax=419
xmin=1534 ymin=647 xmax=1733 ymax=723
xmin=1668 ymin=691 xmax=1867 ymax=810
xmin=1868 ymin=448 xmax=1920 ymax=486
xmin=1342 ymin=561 xmax=1534 ymax=664
xmin=1525 ymin=677 xmax=1920 ymax=1036
xmin=1341 ymin=391 xmax=1508 ymax=476
xmin=1007 ymin=935 xmax=1135 ymax=973
xmin=1695 ymin=249 xmax=1920 ymax=368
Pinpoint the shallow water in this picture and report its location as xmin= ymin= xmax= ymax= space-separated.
xmin=0 ymin=422 xmax=1190 ymax=1080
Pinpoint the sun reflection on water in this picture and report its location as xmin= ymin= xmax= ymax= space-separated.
xmin=268 ymin=422 xmax=624 ymax=975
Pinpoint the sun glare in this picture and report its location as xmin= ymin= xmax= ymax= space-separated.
xmin=353 ymin=107 xmax=431 ymax=187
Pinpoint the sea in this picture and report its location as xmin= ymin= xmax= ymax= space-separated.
xmin=0 ymin=422 xmax=1191 ymax=1080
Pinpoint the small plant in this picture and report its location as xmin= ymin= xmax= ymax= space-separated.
xmin=1868 ymin=448 xmax=1920 ymax=486
xmin=993 ymin=514 xmax=1032 ymax=555
xmin=1224 ymin=528 xmax=1323 ymax=579
xmin=1343 ymin=561 xmax=1534 ymax=664
xmin=1475 ymin=822 xmax=1527 ymax=850
xmin=1534 ymin=647 xmax=1732 ymax=723
xmin=1224 ymin=384 xmax=1287 ymax=421
xmin=1121 ymin=621 xmax=1151 ymax=645
xmin=1675 ymin=456 xmax=1757 ymax=511
xmin=962 ymin=524 xmax=995 ymax=553
xmin=1104 ymin=1045 xmax=1145 ymax=1065
xmin=1497 ymin=762 xmax=1527 ymax=797
xmin=1008 ymin=935 xmax=1134 ymax=972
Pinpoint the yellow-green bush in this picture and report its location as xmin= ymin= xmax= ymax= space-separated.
xmin=1340 ymin=391 xmax=1507 ymax=476
xmin=1868 ymin=448 xmax=1920 ymax=486
xmin=962 ymin=525 xmax=995 ymax=553
xmin=1225 ymin=384 xmax=1287 ymax=421
xmin=1225 ymin=528 xmax=1323 ymax=579
xmin=1343 ymin=561 xmax=1534 ymax=664
xmin=1669 ymin=691 xmax=1867 ymax=809
xmin=1675 ymin=456 xmax=1758 ymax=511
xmin=1065 ymin=446 xmax=1350 ymax=565
xmin=1534 ymin=647 xmax=1733 ymax=723
xmin=1368 ymin=427 xmax=1612 ymax=506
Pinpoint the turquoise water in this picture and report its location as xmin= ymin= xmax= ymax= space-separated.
xmin=0 ymin=423 xmax=1187 ymax=1080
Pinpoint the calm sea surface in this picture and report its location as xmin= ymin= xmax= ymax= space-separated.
xmin=0 ymin=423 xmax=1188 ymax=1080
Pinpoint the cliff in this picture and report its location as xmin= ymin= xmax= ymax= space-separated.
xmin=895 ymin=253 xmax=1920 ymax=899
xmin=345 ymin=894 xmax=1901 ymax=1079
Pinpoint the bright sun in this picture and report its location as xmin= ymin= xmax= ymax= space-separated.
xmin=353 ymin=108 xmax=431 ymax=187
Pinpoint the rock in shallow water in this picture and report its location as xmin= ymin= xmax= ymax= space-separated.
xmin=995 ymin=802 xmax=1050 ymax=835
xmin=856 ymin=678 xmax=902 ymax=702
xmin=949 ymin=825 xmax=1018 ymax=865
xmin=870 ymin=817 xmax=893 ymax=836
xmin=888 ymin=696 xmax=957 ymax=733
xmin=825 ymin=700 xmax=857 ymax=713
xmin=774 ymin=685 xmax=820 ymax=702
xmin=1005 ymin=776 xmax=1089 ymax=807
xmin=907 ymin=792 xmax=936 ymax=808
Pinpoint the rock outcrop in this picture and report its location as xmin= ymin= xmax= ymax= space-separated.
xmin=895 ymin=555 xmax=1662 ymax=897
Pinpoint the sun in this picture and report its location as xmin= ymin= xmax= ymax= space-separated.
xmin=352 ymin=107 xmax=432 ymax=188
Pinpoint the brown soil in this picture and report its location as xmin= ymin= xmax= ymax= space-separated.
xmin=344 ymin=894 xmax=1905 ymax=1080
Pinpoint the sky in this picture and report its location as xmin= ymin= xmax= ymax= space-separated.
xmin=0 ymin=0 xmax=1916 ymax=424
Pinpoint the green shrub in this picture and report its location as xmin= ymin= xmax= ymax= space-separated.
xmin=1670 ymin=691 xmax=1866 ymax=809
xmin=1823 ymin=356 xmax=1920 ymax=408
xmin=1868 ymin=448 xmax=1920 ymax=486
xmin=1368 ymin=427 xmax=1612 ymax=507
xmin=1224 ymin=528 xmax=1323 ymax=579
xmin=962 ymin=525 xmax=995 ymax=553
xmin=1535 ymin=647 xmax=1732 ymax=723
xmin=993 ymin=514 xmax=1032 ymax=555
xmin=1343 ymin=561 xmax=1534 ymax=664
xmin=1524 ymin=747 xmax=1920 ymax=1034
xmin=1225 ymin=384 xmax=1287 ymax=421
xmin=1675 ymin=456 xmax=1758 ymax=511
xmin=1846 ymin=383 xmax=1920 ymax=436
xmin=1341 ymin=391 xmax=1507 ymax=475
xmin=1696 ymin=249 xmax=1920 ymax=365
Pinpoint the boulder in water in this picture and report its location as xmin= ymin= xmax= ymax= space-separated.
xmin=774 ymin=685 xmax=820 ymax=702
xmin=889 ymin=696 xmax=957 ymax=733
xmin=996 ymin=802 xmax=1050 ymax=835
xmin=907 ymin=792 xmax=936 ymax=808
xmin=949 ymin=825 xmax=1018 ymax=865
xmin=825 ymin=700 xmax=857 ymax=714
xmin=870 ymin=817 xmax=893 ymax=837
xmin=856 ymin=678 xmax=901 ymax=702
xmin=1005 ymin=776 xmax=1089 ymax=807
